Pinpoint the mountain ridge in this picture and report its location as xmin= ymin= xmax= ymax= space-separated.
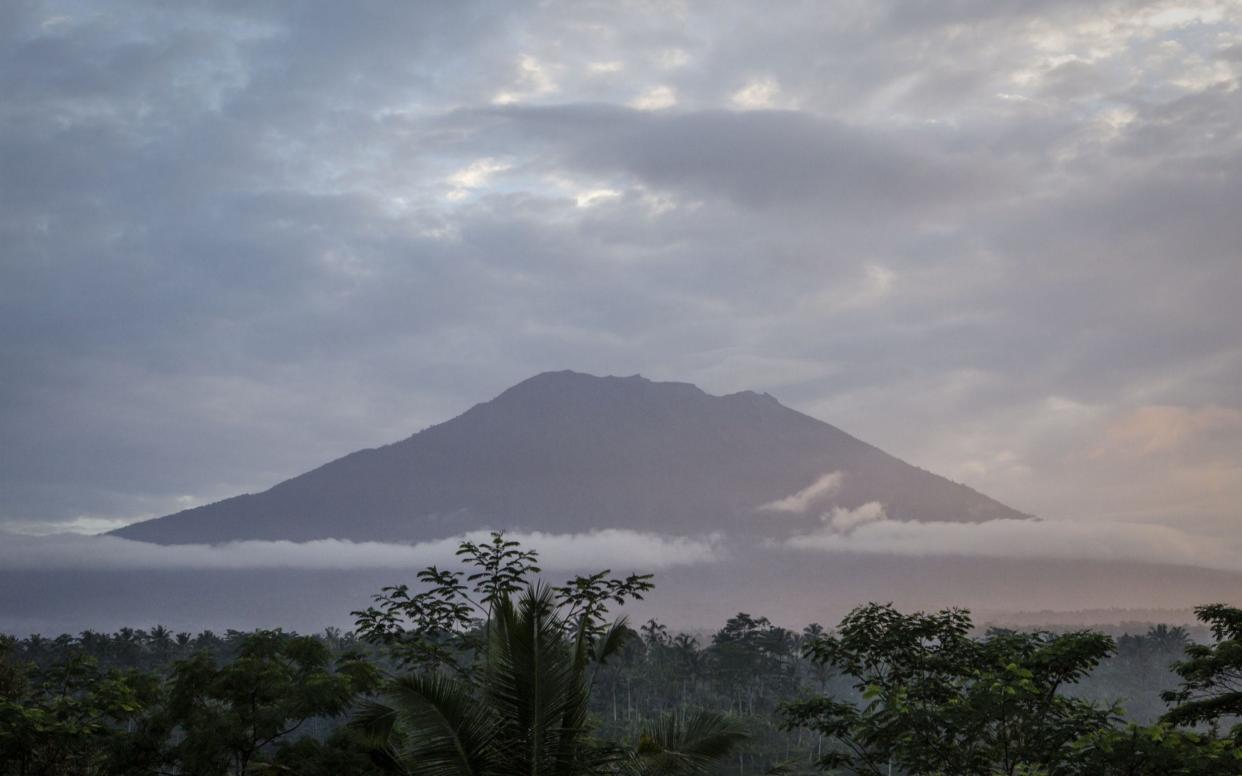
xmin=112 ymin=370 xmax=1030 ymax=544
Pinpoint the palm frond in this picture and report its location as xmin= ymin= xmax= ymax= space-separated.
xmin=635 ymin=710 xmax=749 ymax=776
xmin=351 ymin=672 xmax=497 ymax=776
xmin=488 ymin=584 xmax=593 ymax=776
xmin=594 ymin=617 xmax=633 ymax=665
xmin=351 ymin=699 xmax=407 ymax=774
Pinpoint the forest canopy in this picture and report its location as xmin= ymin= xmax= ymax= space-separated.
xmin=3 ymin=533 xmax=1241 ymax=775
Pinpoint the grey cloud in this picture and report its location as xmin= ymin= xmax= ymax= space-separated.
xmin=878 ymin=0 xmax=1137 ymax=32
xmin=448 ymin=105 xmax=993 ymax=217
xmin=757 ymin=471 xmax=843 ymax=514
xmin=779 ymin=515 xmax=1242 ymax=573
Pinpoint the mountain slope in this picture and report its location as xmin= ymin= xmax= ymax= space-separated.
xmin=112 ymin=371 xmax=1029 ymax=544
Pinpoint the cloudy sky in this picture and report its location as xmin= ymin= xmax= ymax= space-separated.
xmin=3 ymin=0 xmax=1240 ymax=551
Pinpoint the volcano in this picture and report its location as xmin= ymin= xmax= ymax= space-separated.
xmin=113 ymin=371 xmax=1028 ymax=545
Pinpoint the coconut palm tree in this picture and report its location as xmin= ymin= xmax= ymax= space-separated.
xmin=353 ymin=583 xmax=630 ymax=776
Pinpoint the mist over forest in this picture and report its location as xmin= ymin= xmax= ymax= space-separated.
xmin=7 ymin=532 xmax=1242 ymax=775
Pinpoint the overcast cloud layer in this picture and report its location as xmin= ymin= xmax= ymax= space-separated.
xmin=2 ymin=1 xmax=1240 ymax=557
xmin=5 ymin=518 xmax=1240 ymax=577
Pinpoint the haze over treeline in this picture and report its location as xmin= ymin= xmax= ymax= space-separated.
xmin=4 ymin=373 xmax=1242 ymax=635
xmin=7 ymin=533 xmax=1242 ymax=775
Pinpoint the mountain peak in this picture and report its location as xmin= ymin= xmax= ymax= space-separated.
xmin=502 ymin=370 xmax=707 ymax=397
xmin=480 ymin=370 xmax=711 ymax=419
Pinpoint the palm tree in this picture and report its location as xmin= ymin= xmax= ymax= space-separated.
xmin=353 ymin=583 xmax=629 ymax=776
xmin=628 ymin=710 xmax=748 ymax=776
xmin=148 ymin=625 xmax=174 ymax=663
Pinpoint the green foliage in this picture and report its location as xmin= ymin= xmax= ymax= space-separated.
xmin=163 ymin=629 xmax=381 ymax=775
xmin=353 ymin=584 xmax=630 ymax=775
xmin=351 ymin=533 xmax=664 ymax=776
xmin=630 ymin=710 xmax=749 ymax=775
xmin=353 ymin=531 xmax=654 ymax=673
xmin=782 ymin=603 xmax=1116 ymax=775
xmin=1161 ymin=603 xmax=1242 ymax=735
xmin=0 ymin=643 xmax=161 ymax=776
xmin=265 ymin=729 xmax=388 ymax=775
xmin=1068 ymin=722 xmax=1242 ymax=775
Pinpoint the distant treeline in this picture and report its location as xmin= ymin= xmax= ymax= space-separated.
xmin=3 ymin=533 xmax=1241 ymax=775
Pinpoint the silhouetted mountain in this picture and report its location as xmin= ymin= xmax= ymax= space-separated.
xmin=113 ymin=371 xmax=1028 ymax=544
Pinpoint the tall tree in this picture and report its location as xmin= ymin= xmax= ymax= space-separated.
xmin=352 ymin=532 xmax=737 ymax=776
xmin=354 ymin=584 xmax=630 ymax=776
xmin=782 ymin=603 xmax=1115 ymax=776
xmin=0 ymin=647 xmax=160 ymax=776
